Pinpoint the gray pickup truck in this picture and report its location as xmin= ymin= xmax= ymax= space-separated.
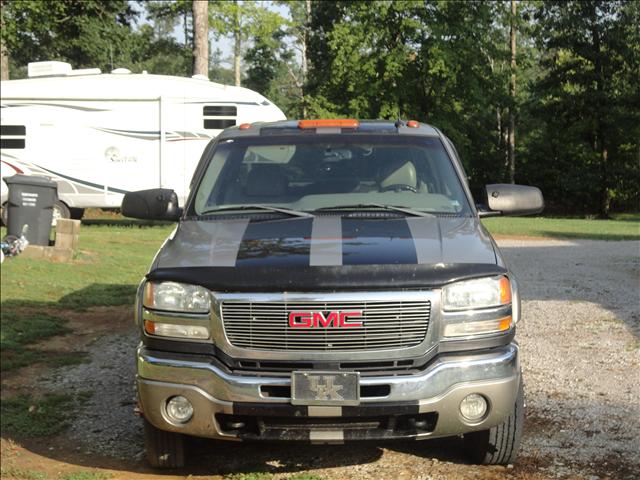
xmin=122 ymin=119 xmax=543 ymax=468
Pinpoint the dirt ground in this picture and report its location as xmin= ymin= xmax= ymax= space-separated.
xmin=2 ymin=238 xmax=639 ymax=480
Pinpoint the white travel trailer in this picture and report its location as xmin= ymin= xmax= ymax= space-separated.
xmin=0 ymin=61 xmax=286 ymax=220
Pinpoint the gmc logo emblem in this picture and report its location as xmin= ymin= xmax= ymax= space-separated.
xmin=288 ymin=311 xmax=363 ymax=328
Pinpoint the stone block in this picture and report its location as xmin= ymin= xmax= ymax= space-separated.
xmin=49 ymin=248 xmax=73 ymax=263
xmin=20 ymin=245 xmax=46 ymax=259
xmin=55 ymin=219 xmax=81 ymax=235
xmin=54 ymin=233 xmax=77 ymax=250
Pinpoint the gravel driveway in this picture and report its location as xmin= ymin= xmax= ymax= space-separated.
xmin=42 ymin=238 xmax=640 ymax=479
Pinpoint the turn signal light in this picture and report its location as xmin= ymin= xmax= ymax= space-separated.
xmin=144 ymin=319 xmax=210 ymax=340
xmin=443 ymin=315 xmax=512 ymax=337
xmin=144 ymin=319 xmax=155 ymax=335
xmin=298 ymin=119 xmax=359 ymax=129
xmin=499 ymin=276 xmax=512 ymax=304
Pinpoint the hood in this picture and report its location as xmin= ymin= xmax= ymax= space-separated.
xmin=148 ymin=215 xmax=504 ymax=291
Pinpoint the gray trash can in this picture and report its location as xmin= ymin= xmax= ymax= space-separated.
xmin=4 ymin=175 xmax=57 ymax=246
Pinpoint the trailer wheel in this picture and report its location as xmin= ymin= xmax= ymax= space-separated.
xmin=52 ymin=200 xmax=70 ymax=226
xmin=143 ymin=418 xmax=185 ymax=468
xmin=463 ymin=378 xmax=524 ymax=465
xmin=69 ymin=208 xmax=85 ymax=220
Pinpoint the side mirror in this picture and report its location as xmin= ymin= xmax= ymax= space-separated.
xmin=479 ymin=184 xmax=544 ymax=217
xmin=121 ymin=188 xmax=181 ymax=221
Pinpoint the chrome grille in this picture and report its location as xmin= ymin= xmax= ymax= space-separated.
xmin=221 ymin=300 xmax=431 ymax=351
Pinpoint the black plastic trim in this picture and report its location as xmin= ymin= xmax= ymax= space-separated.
xmin=146 ymin=263 xmax=507 ymax=292
xmin=232 ymin=401 xmax=420 ymax=417
xmin=142 ymin=336 xmax=218 ymax=358
xmin=140 ymin=329 xmax=515 ymax=376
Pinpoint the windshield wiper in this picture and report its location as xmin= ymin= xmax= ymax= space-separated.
xmin=199 ymin=204 xmax=313 ymax=218
xmin=313 ymin=203 xmax=434 ymax=217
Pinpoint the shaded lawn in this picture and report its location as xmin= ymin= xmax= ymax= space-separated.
xmin=1 ymin=225 xmax=173 ymax=373
xmin=482 ymin=214 xmax=640 ymax=240
xmin=1 ymin=224 xmax=174 ymax=309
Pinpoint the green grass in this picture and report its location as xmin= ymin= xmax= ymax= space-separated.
xmin=0 ymin=224 xmax=172 ymax=439
xmin=225 ymin=475 xmax=325 ymax=480
xmin=1 ymin=224 xmax=172 ymax=373
xmin=482 ymin=214 xmax=640 ymax=240
xmin=58 ymin=472 xmax=112 ymax=480
xmin=0 ymin=470 xmax=113 ymax=480
xmin=0 ymin=468 xmax=48 ymax=480
xmin=1 ymin=224 xmax=173 ymax=309
xmin=0 ymin=311 xmax=70 ymax=371
xmin=0 ymin=393 xmax=88 ymax=437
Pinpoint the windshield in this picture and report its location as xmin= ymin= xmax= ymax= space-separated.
xmin=191 ymin=135 xmax=471 ymax=216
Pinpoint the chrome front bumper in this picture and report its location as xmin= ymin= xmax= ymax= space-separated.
xmin=137 ymin=343 xmax=520 ymax=441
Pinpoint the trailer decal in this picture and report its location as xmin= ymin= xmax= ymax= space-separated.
xmin=94 ymin=127 xmax=160 ymax=141
xmin=1 ymin=102 xmax=109 ymax=112
xmin=33 ymin=164 xmax=129 ymax=194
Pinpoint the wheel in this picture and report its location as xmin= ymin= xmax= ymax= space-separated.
xmin=0 ymin=202 xmax=7 ymax=226
xmin=143 ymin=418 xmax=185 ymax=468
xmin=52 ymin=200 xmax=70 ymax=226
xmin=463 ymin=379 xmax=524 ymax=465
xmin=69 ymin=207 xmax=85 ymax=220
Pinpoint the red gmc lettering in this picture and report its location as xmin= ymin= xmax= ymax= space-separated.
xmin=313 ymin=311 xmax=338 ymax=327
xmin=339 ymin=311 xmax=364 ymax=328
xmin=289 ymin=311 xmax=313 ymax=328
xmin=288 ymin=311 xmax=363 ymax=328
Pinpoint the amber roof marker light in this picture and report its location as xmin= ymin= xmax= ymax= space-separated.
xmin=298 ymin=119 xmax=360 ymax=129
xmin=238 ymin=123 xmax=252 ymax=130
xmin=406 ymin=120 xmax=420 ymax=128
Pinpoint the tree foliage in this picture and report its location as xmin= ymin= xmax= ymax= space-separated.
xmin=525 ymin=0 xmax=640 ymax=215
xmin=304 ymin=0 xmax=638 ymax=214
xmin=1 ymin=0 xmax=637 ymax=214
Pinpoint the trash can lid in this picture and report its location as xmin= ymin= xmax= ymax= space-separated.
xmin=3 ymin=174 xmax=57 ymax=188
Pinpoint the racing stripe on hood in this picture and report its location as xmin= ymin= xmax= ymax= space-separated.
xmin=405 ymin=217 xmax=443 ymax=264
xmin=207 ymin=219 xmax=250 ymax=266
xmin=309 ymin=216 xmax=343 ymax=266
xmin=235 ymin=217 xmax=313 ymax=267
xmin=341 ymin=217 xmax=418 ymax=265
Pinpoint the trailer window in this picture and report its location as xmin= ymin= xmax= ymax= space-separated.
xmin=0 ymin=125 xmax=26 ymax=149
xmin=204 ymin=119 xmax=236 ymax=129
xmin=203 ymin=106 xmax=237 ymax=116
xmin=203 ymin=105 xmax=237 ymax=130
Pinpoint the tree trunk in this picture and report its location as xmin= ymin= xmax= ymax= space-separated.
xmin=600 ymin=148 xmax=611 ymax=218
xmin=234 ymin=0 xmax=241 ymax=87
xmin=508 ymin=0 xmax=517 ymax=184
xmin=0 ymin=0 xmax=8 ymax=80
xmin=192 ymin=0 xmax=209 ymax=77
xmin=588 ymin=4 xmax=610 ymax=218
xmin=300 ymin=0 xmax=311 ymax=117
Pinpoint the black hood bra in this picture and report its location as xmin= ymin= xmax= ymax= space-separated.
xmin=147 ymin=215 xmax=503 ymax=291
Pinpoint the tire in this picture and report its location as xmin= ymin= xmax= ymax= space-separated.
xmin=143 ymin=418 xmax=185 ymax=468
xmin=69 ymin=207 xmax=85 ymax=220
xmin=463 ymin=378 xmax=524 ymax=465
xmin=52 ymin=200 xmax=70 ymax=226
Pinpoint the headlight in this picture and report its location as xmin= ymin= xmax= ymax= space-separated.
xmin=442 ymin=276 xmax=511 ymax=311
xmin=144 ymin=281 xmax=210 ymax=313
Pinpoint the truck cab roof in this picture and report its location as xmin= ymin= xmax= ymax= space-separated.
xmin=218 ymin=119 xmax=441 ymax=139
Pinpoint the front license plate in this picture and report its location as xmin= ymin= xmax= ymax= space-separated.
xmin=291 ymin=371 xmax=360 ymax=406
